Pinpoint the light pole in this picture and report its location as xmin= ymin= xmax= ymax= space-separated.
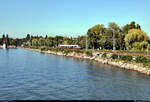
xmin=112 ymin=30 xmax=116 ymax=51
xmin=85 ymin=33 xmax=88 ymax=51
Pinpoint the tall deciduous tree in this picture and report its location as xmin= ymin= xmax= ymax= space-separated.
xmin=122 ymin=21 xmax=141 ymax=34
xmin=26 ymin=34 xmax=30 ymax=41
xmin=125 ymin=29 xmax=148 ymax=50
xmin=45 ymin=36 xmax=54 ymax=47
xmin=87 ymin=24 xmax=106 ymax=49
xmin=108 ymin=22 xmax=124 ymax=50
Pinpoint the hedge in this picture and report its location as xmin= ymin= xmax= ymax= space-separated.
xmin=111 ymin=54 xmax=118 ymax=59
xmin=135 ymin=55 xmax=148 ymax=63
xmin=119 ymin=55 xmax=133 ymax=61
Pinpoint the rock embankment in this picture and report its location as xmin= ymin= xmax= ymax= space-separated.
xmin=24 ymin=48 xmax=150 ymax=76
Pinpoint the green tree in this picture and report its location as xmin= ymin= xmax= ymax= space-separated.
xmin=38 ymin=38 xmax=45 ymax=46
xmin=54 ymin=36 xmax=63 ymax=47
xmin=32 ymin=39 xmax=38 ymax=46
xmin=108 ymin=22 xmax=124 ymax=50
xmin=125 ymin=29 xmax=148 ymax=50
xmin=6 ymin=34 xmax=10 ymax=45
xmin=77 ymin=36 xmax=86 ymax=48
xmin=10 ymin=39 xmax=17 ymax=46
xmin=45 ymin=36 xmax=54 ymax=47
xmin=87 ymin=24 xmax=106 ymax=49
xmin=139 ymin=41 xmax=148 ymax=50
xmin=122 ymin=21 xmax=141 ymax=34
xmin=26 ymin=34 xmax=30 ymax=41
xmin=108 ymin=22 xmax=120 ymax=32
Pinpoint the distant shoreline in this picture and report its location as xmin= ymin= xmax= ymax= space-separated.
xmin=0 ymin=45 xmax=17 ymax=49
xmin=22 ymin=47 xmax=150 ymax=77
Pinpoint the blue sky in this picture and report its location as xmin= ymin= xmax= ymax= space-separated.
xmin=0 ymin=0 xmax=150 ymax=38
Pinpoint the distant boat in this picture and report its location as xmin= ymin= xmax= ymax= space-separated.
xmin=3 ymin=43 xmax=7 ymax=49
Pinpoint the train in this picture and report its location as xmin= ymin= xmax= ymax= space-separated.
xmin=58 ymin=45 xmax=81 ymax=49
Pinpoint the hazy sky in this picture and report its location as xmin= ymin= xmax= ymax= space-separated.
xmin=0 ymin=0 xmax=150 ymax=38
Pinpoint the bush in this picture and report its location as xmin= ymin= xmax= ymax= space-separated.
xmin=30 ymin=46 xmax=39 ymax=49
xmin=111 ymin=54 xmax=118 ymax=59
xmin=135 ymin=55 xmax=148 ymax=63
xmin=143 ymin=62 xmax=150 ymax=68
xmin=53 ymin=48 xmax=62 ymax=52
xmin=102 ymin=53 xmax=107 ymax=58
xmin=63 ymin=49 xmax=70 ymax=54
xmin=85 ymin=51 xmax=93 ymax=57
xmin=40 ymin=46 xmax=49 ymax=51
xmin=119 ymin=55 xmax=133 ymax=61
xmin=73 ymin=49 xmax=84 ymax=53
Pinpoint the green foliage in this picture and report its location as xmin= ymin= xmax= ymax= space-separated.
xmin=76 ymin=36 xmax=86 ymax=48
xmin=108 ymin=22 xmax=120 ymax=31
xmin=73 ymin=49 xmax=84 ymax=53
xmin=135 ymin=55 xmax=148 ymax=63
xmin=102 ymin=53 xmax=107 ymax=58
xmin=38 ymin=38 xmax=45 ymax=46
xmin=147 ymin=44 xmax=150 ymax=50
xmin=17 ymin=21 xmax=150 ymax=53
xmin=98 ymin=37 xmax=113 ymax=50
xmin=63 ymin=49 xmax=70 ymax=55
xmin=143 ymin=62 xmax=150 ymax=68
xmin=119 ymin=55 xmax=133 ymax=61
xmin=122 ymin=21 xmax=141 ymax=34
xmin=87 ymin=24 xmax=106 ymax=49
xmin=40 ymin=46 xmax=49 ymax=51
xmin=111 ymin=54 xmax=118 ymax=59
xmin=85 ymin=51 xmax=93 ymax=57
xmin=125 ymin=29 xmax=149 ymax=50
xmin=30 ymin=46 xmax=39 ymax=49
xmin=45 ymin=36 xmax=54 ymax=47
xmin=132 ymin=42 xmax=141 ymax=50
xmin=139 ymin=41 xmax=148 ymax=50
xmin=40 ymin=47 xmax=46 ymax=51
xmin=32 ymin=39 xmax=39 ymax=46
xmin=87 ymin=22 xmax=126 ymax=50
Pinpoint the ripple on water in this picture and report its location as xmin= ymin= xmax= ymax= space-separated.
xmin=0 ymin=49 xmax=150 ymax=100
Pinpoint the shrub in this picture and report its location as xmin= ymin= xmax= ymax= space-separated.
xmin=143 ymin=62 xmax=150 ymax=68
xmin=73 ymin=49 xmax=83 ymax=53
xmin=63 ymin=49 xmax=70 ymax=54
xmin=135 ymin=55 xmax=148 ymax=63
xmin=111 ymin=54 xmax=118 ymax=59
xmin=54 ymin=48 xmax=61 ymax=52
xmin=119 ymin=55 xmax=133 ymax=61
xmin=40 ymin=47 xmax=45 ymax=51
xmin=102 ymin=53 xmax=107 ymax=58
xmin=85 ymin=51 xmax=93 ymax=57
xmin=40 ymin=46 xmax=49 ymax=51
xmin=30 ymin=46 xmax=39 ymax=49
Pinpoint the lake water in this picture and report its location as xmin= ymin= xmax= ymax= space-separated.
xmin=0 ymin=48 xmax=150 ymax=100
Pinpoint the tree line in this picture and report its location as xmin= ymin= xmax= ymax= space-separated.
xmin=0 ymin=34 xmax=30 ymax=46
xmin=87 ymin=21 xmax=150 ymax=50
xmin=1 ymin=21 xmax=150 ymax=51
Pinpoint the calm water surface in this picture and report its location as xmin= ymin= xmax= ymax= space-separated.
xmin=0 ymin=48 xmax=150 ymax=100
